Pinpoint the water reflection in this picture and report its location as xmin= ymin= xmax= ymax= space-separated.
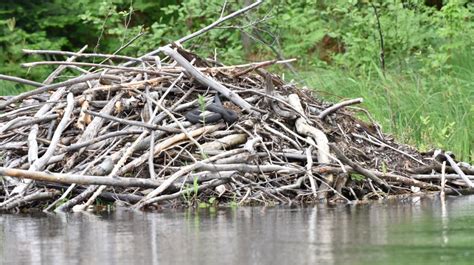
xmin=1 ymin=195 xmax=473 ymax=265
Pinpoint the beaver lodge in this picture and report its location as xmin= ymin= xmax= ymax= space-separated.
xmin=1 ymin=6 xmax=474 ymax=212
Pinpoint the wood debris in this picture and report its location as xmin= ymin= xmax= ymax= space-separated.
xmin=1 ymin=17 xmax=473 ymax=213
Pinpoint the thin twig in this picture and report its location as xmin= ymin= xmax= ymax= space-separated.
xmin=23 ymin=49 xmax=152 ymax=62
xmin=318 ymin=98 xmax=363 ymax=119
xmin=370 ymin=2 xmax=385 ymax=74
xmin=0 ymin=74 xmax=43 ymax=87
xmin=23 ymin=61 xmax=159 ymax=75
xmin=130 ymin=0 xmax=264 ymax=63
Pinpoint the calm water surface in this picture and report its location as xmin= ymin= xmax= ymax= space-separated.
xmin=1 ymin=195 xmax=474 ymax=265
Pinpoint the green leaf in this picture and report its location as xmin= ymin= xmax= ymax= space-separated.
xmin=193 ymin=176 xmax=199 ymax=196
xmin=198 ymin=202 xmax=209 ymax=208
xmin=208 ymin=197 xmax=216 ymax=204
xmin=350 ymin=174 xmax=366 ymax=181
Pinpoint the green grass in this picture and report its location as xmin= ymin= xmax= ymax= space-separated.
xmin=295 ymin=53 xmax=473 ymax=163
xmin=0 ymin=80 xmax=30 ymax=96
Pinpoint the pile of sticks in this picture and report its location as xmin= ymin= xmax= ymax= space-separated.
xmin=1 ymin=4 xmax=473 ymax=212
xmin=1 ymin=44 xmax=473 ymax=212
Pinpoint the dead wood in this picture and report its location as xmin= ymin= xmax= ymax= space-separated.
xmin=1 ymin=5 xmax=472 ymax=211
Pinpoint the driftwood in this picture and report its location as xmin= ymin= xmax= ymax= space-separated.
xmin=1 ymin=2 xmax=473 ymax=212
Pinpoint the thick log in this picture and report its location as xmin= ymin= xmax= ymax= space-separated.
xmin=0 ymin=167 xmax=161 ymax=188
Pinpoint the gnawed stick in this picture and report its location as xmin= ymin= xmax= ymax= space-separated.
xmin=0 ymin=190 xmax=60 ymax=211
xmin=288 ymin=94 xmax=331 ymax=164
xmin=0 ymin=167 xmax=161 ymax=188
xmin=23 ymin=61 xmax=159 ymax=75
xmin=412 ymin=173 xmax=474 ymax=181
xmin=444 ymin=154 xmax=474 ymax=188
xmin=330 ymin=143 xmax=390 ymax=190
xmin=0 ymin=114 xmax=60 ymax=133
xmin=84 ymin=109 xmax=180 ymax=133
xmin=409 ymin=162 xmax=474 ymax=175
xmin=161 ymin=46 xmax=255 ymax=113
xmin=31 ymin=93 xmax=75 ymax=169
xmin=43 ymin=45 xmax=88 ymax=85
xmin=10 ymin=92 xmax=75 ymax=196
xmin=201 ymin=134 xmax=248 ymax=152
xmin=197 ymin=163 xmax=302 ymax=173
xmin=318 ymin=98 xmax=363 ymax=119
xmin=27 ymin=87 xmax=68 ymax=165
xmin=0 ymin=74 xmax=43 ymax=87
xmin=64 ymin=92 xmax=123 ymax=170
xmin=288 ymin=93 xmax=335 ymax=199
xmin=141 ymin=179 xmax=230 ymax=206
xmin=23 ymin=48 xmax=152 ymax=62
xmin=311 ymin=165 xmax=441 ymax=190
xmin=306 ymin=146 xmax=318 ymax=198
xmin=134 ymin=148 xmax=247 ymax=209
xmin=118 ymin=124 xmax=223 ymax=175
xmin=61 ymin=130 xmax=143 ymax=152
xmin=0 ymin=72 xmax=118 ymax=110
xmin=270 ymin=118 xmax=344 ymax=168
xmin=74 ymin=113 xmax=159 ymax=211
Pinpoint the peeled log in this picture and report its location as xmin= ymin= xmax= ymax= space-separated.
xmin=202 ymin=134 xmax=248 ymax=152
xmin=288 ymin=94 xmax=333 ymax=199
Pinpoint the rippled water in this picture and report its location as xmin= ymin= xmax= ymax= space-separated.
xmin=1 ymin=195 xmax=474 ymax=265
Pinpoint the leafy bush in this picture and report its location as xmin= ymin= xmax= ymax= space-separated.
xmin=2 ymin=0 xmax=472 ymax=74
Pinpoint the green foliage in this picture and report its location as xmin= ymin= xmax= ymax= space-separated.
xmin=181 ymin=176 xmax=201 ymax=206
xmin=0 ymin=80 xmax=30 ymax=96
xmin=351 ymin=173 xmax=366 ymax=182
xmin=196 ymin=94 xmax=207 ymax=126
xmin=229 ymin=194 xmax=238 ymax=208
xmin=182 ymin=183 xmax=193 ymax=206
xmin=197 ymin=94 xmax=206 ymax=112
xmin=3 ymin=1 xmax=472 ymax=75
xmin=197 ymin=197 xmax=218 ymax=209
xmin=193 ymin=176 xmax=199 ymax=196
xmin=122 ymin=0 xmax=474 ymax=75
xmin=0 ymin=0 xmax=248 ymax=80
xmin=256 ymin=0 xmax=473 ymax=74
xmin=297 ymin=50 xmax=473 ymax=162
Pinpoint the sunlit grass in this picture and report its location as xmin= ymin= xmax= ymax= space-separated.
xmin=0 ymin=80 xmax=30 ymax=96
xmin=296 ymin=53 xmax=473 ymax=163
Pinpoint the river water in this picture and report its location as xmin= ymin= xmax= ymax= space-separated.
xmin=1 ymin=195 xmax=473 ymax=265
